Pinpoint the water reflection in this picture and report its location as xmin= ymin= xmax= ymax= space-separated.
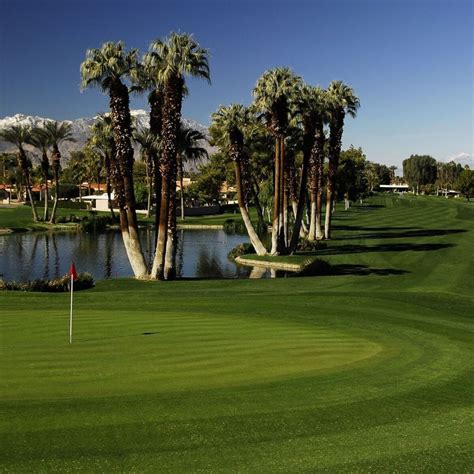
xmin=0 ymin=229 xmax=263 ymax=281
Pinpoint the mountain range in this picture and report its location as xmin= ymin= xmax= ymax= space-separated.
xmin=0 ymin=111 xmax=213 ymax=169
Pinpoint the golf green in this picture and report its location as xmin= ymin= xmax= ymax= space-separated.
xmin=1 ymin=195 xmax=473 ymax=471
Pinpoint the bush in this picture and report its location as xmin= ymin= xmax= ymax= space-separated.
xmin=297 ymin=239 xmax=328 ymax=252
xmin=79 ymin=215 xmax=115 ymax=232
xmin=56 ymin=213 xmax=88 ymax=224
xmin=228 ymin=242 xmax=256 ymax=260
xmin=223 ymin=218 xmax=266 ymax=235
xmin=0 ymin=272 xmax=94 ymax=292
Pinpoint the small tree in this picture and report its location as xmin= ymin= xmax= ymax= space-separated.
xmin=455 ymin=169 xmax=474 ymax=201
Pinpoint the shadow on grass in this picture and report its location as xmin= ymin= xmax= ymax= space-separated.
xmin=356 ymin=204 xmax=386 ymax=210
xmin=334 ymin=228 xmax=467 ymax=241
xmin=81 ymin=332 xmax=159 ymax=343
xmin=301 ymin=259 xmax=409 ymax=277
xmin=315 ymin=242 xmax=455 ymax=256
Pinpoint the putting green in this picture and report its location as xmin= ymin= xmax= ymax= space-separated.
xmin=2 ymin=310 xmax=383 ymax=400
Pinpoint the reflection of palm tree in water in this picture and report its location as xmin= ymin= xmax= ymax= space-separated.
xmin=196 ymin=247 xmax=224 ymax=279
xmin=177 ymin=229 xmax=184 ymax=277
xmin=43 ymin=234 xmax=50 ymax=280
xmin=29 ymin=233 xmax=39 ymax=269
xmin=105 ymin=232 xmax=114 ymax=278
xmin=52 ymin=233 xmax=60 ymax=277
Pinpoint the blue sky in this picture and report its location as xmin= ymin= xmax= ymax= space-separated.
xmin=1 ymin=0 xmax=472 ymax=167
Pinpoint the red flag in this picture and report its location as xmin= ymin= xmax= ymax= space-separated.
xmin=69 ymin=262 xmax=78 ymax=281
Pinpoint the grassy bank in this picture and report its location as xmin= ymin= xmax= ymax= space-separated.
xmin=1 ymin=194 xmax=473 ymax=471
xmin=0 ymin=204 xmax=247 ymax=231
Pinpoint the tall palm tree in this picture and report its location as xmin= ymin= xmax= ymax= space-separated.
xmin=0 ymin=125 xmax=39 ymax=221
xmin=176 ymin=126 xmax=208 ymax=220
xmin=253 ymin=67 xmax=302 ymax=255
xmin=325 ymin=80 xmax=360 ymax=239
xmin=28 ymin=126 xmax=52 ymax=221
xmin=43 ymin=121 xmax=76 ymax=224
xmin=88 ymin=114 xmax=115 ymax=218
xmin=80 ymin=41 xmax=148 ymax=278
xmin=133 ymin=126 xmax=160 ymax=217
xmin=147 ymin=33 xmax=210 ymax=280
xmin=210 ymin=105 xmax=267 ymax=255
xmin=132 ymin=51 xmax=166 ymax=239
xmin=295 ymin=86 xmax=329 ymax=242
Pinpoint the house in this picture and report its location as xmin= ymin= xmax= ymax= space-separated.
xmin=379 ymin=184 xmax=410 ymax=193
xmin=80 ymin=192 xmax=114 ymax=212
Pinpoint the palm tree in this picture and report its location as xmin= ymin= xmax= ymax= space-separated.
xmin=43 ymin=121 xmax=76 ymax=223
xmin=147 ymin=33 xmax=210 ymax=280
xmin=325 ymin=80 xmax=360 ymax=239
xmin=88 ymin=115 xmax=115 ymax=218
xmin=133 ymin=126 xmax=160 ymax=217
xmin=80 ymin=41 xmax=148 ymax=278
xmin=133 ymin=51 xmax=166 ymax=238
xmin=176 ymin=126 xmax=208 ymax=220
xmin=0 ymin=125 xmax=39 ymax=221
xmin=28 ymin=126 xmax=52 ymax=221
xmin=210 ymin=105 xmax=267 ymax=255
xmin=253 ymin=67 xmax=302 ymax=255
xmin=296 ymin=86 xmax=329 ymax=242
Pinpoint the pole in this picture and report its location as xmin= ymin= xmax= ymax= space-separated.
xmin=69 ymin=274 xmax=73 ymax=344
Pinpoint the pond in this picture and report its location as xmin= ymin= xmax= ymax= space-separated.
xmin=0 ymin=229 xmax=278 ymax=282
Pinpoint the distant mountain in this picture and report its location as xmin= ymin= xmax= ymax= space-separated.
xmin=446 ymin=152 xmax=474 ymax=169
xmin=0 ymin=110 xmax=213 ymax=170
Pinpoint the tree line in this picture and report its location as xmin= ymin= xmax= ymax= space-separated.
xmin=403 ymin=154 xmax=473 ymax=198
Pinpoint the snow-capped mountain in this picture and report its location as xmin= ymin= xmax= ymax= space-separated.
xmin=445 ymin=152 xmax=474 ymax=169
xmin=0 ymin=111 xmax=212 ymax=168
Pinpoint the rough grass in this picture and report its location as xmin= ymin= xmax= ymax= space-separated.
xmin=0 ymin=205 xmax=93 ymax=230
xmin=1 ymin=194 xmax=473 ymax=472
xmin=0 ymin=204 xmax=247 ymax=230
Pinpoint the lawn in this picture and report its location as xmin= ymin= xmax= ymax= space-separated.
xmin=0 ymin=204 xmax=247 ymax=230
xmin=1 ymin=195 xmax=473 ymax=471
xmin=0 ymin=204 xmax=94 ymax=231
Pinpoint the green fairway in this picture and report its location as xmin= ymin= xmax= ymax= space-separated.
xmin=1 ymin=195 xmax=473 ymax=471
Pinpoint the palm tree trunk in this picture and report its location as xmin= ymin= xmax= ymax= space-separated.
xmin=325 ymin=113 xmax=344 ymax=240
xmin=145 ymin=152 xmax=152 ymax=218
xmin=109 ymin=78 xmax=147 ymax=278
xmin=235 ymin=158 xmax=267 ymax=255
xmin=179 ymin=155 xmax=185 ymax=220
xmin=153 ymin=156 xmax=162 ymax=248
xmin=149 ymin=89 xmax=164 ymax=248
xmin=49 ymin=168 xmax=59 ymax=223
xmin=290 ymin=157 xmax=308 ymax=239
xmin=151 ymin=173 xmax=170 ymax=278
xmin=289 ymin=141 xmax=310 ymax=253
xmin=270 ymin=138 xmax=280 ymax=255
xmin=151 ymin=76 xmax=183 ymax=279
xmin=164 ymin=163 xmax=178 ymax=280
xmin=249 ymin=178 xmax=266 ymax=231
xmin=104 ymin=153 xmax=115 ymax=219
xmin=42 ymin=153 xmax=49 ymax=222
xmin=278 ymin=136 xmax=286 ymax=253
xmin=152 ymin=76 xmax=184 ymax=279
xmin=18 ymin=149 xmax=39 ymax=221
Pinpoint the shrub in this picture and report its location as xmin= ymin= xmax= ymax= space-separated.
xmin=79 ymin=215 xmax=115 ymax=232
xmin=297 ymin=239 xmax=328 ymax=252
xmin=0 ymin=272 xmax=94 ymax=292
xmin=228 ymin=242 xmax=256 ymax=260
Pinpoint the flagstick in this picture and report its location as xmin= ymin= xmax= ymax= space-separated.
xmin=69 ymin=274 xmax=74 ymax=344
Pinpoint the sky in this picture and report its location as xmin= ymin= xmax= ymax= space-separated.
xmin=0 ymin=0 xmax=472 ymax=167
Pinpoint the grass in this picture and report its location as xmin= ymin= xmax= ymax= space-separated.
xmin=1 ymin=194 xmax=473 ymax=471
xmin=0 ymin=204 xmax=247 ymax=230
xmin=0 ymin=204 xmax=94 ymax=230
